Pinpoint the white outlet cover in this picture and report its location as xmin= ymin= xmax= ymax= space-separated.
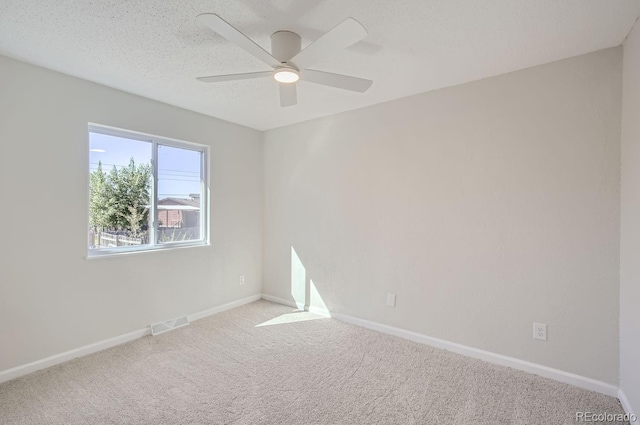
xmin=387 ymin=293 xmax=396 ymax=307
xmin=533 ymin=322 xmax=547 ymax=341
xmin=239 ymin=275 xmax=245 ymax=285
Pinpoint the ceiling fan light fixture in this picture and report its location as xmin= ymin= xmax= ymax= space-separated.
xmin=273 ymin=68 xmax=299 ymax=84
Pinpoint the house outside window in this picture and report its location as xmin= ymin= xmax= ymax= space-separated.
xmin=158 ymin=194 xmax=201 ymax=240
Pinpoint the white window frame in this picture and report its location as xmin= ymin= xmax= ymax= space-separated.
xmin=87 ymin=123 xmax=210 ymax=258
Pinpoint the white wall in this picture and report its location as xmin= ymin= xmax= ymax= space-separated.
xmin=0 ymin=56 xmax=263 ymax=372
xmin=620 ymin=20 xmax=640 ymax=414
xmin=263 ymin=48 xmax=622 ymax=384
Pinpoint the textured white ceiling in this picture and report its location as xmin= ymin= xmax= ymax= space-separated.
xmin=1 ymin=0 xmax=639 ymax=130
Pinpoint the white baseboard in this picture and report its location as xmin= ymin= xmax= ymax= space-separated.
xmin=0 ymin=293 xmax=262 ymax=385
xmin=261 ymin=293 xmax=618 ymax=398
xmin=259 ymin=294 xmax=330 ymax=317
xmin=261 ymin=294 xmax=300 ymax=309
xmin=618 ymin=388 xmax=637 ymax=418
xmin=188 ymin=294 xmax=262 ymax=321
xmin=308 ymin=305 xmax=331 ymax=317
xmin=0 ymin=328 xmax=150 ymax=385
xmin=331 ymin=312 xmax=618 ymax=397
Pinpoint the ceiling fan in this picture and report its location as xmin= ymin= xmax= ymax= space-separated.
xmin=196 ymin=14 xmax=373 ymax=107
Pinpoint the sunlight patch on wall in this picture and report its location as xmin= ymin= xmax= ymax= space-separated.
xmin=309 ymin=279 xmax=328 ymax=315
xmin=291 ymin=246 xmax=306 ymax=310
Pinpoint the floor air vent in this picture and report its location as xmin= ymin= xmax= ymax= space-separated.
xmin=151 ymin=315 xmax=189 ymax=336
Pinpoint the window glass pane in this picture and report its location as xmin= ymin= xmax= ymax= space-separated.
xmin=157 ymin=144 xmax=202 ymax=244
xmin=89 ymin=132 xmax=152 ymax=251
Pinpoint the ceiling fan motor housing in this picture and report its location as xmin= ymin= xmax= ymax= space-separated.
xmin=271 ymin=31 xmax=302 ymax=66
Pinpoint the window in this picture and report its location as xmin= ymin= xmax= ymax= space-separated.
xmin=88 ymin=124 xmax=208 ymax=257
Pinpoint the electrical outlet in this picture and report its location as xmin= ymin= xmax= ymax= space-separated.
xmin=239 ymin=275 xmax=245 ymax=285
xmin=533 ymin=322 xmax=547 ymax=341
xmin=387 ymin=293 xmax=396 ymax=307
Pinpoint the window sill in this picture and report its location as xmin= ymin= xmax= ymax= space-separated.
xmin=86 ymin=241 xmax=211 ymax=260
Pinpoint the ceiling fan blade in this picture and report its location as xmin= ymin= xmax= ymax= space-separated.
xmin=302 ymin=69 xmax=372 ymax=92
xmin=197 ymin=71 xmax=272 ymax=83
xmin=197 ymin=13 xmax=282 ymax=68
xmin=289 ymin=18 xmax=367 ymax=70
xmin=279 ymin=84 xmax=297 ymax=107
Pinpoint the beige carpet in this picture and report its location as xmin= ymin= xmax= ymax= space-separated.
xmin=0 ymin=300 xmax=628 ymax=425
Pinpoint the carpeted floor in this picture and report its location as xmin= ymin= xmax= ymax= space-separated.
xmin=0 ymin=300 xmax=628 ymax=425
